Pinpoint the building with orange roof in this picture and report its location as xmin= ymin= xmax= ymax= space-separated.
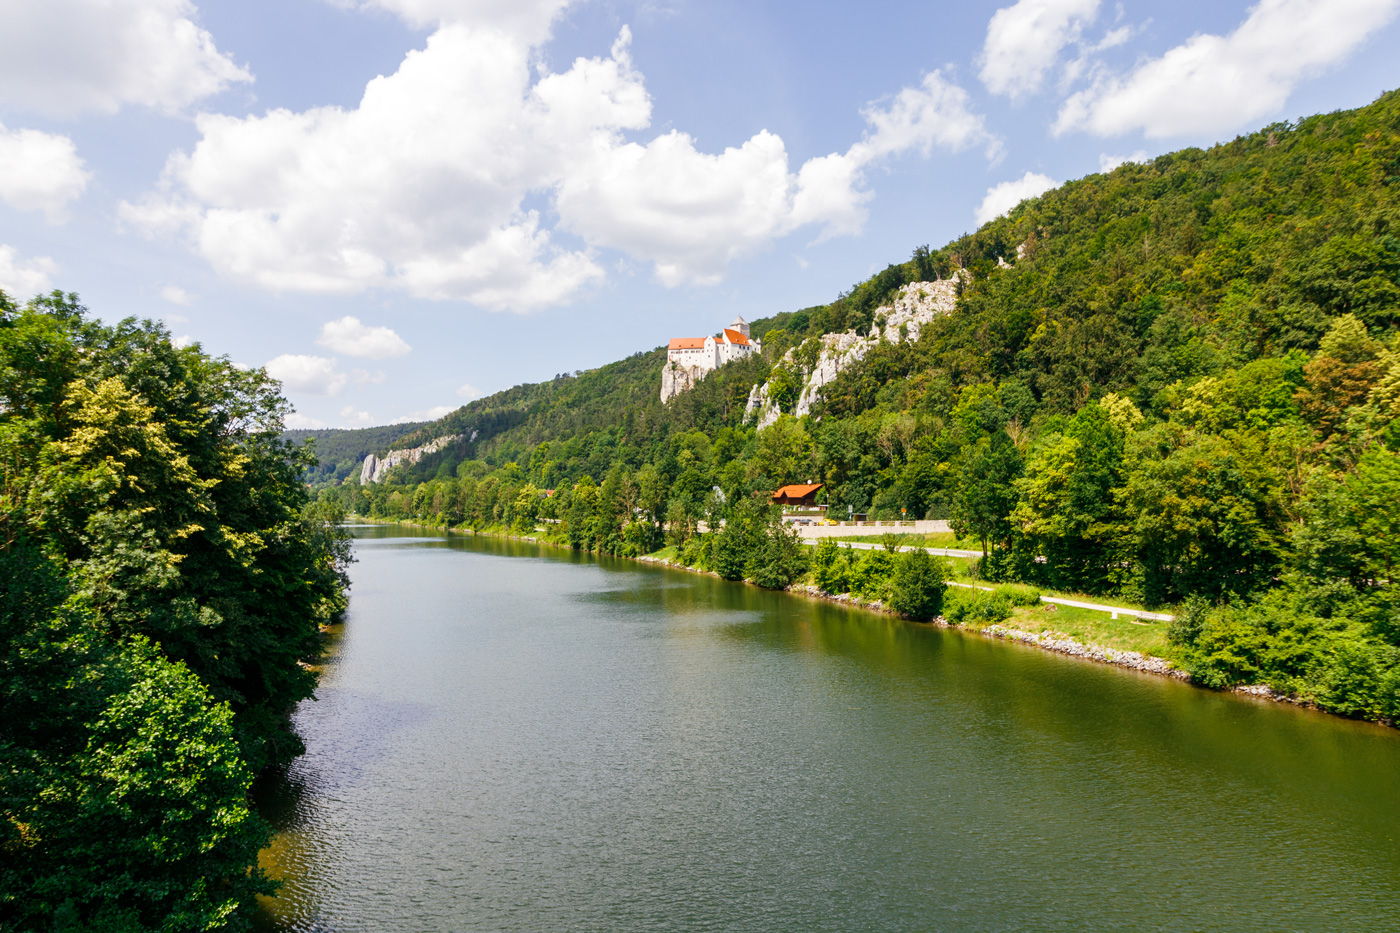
xmin=661 ymin=316 xmax=762 ymax=401
xmin=772 ymin=483 xmax=824 ymax=507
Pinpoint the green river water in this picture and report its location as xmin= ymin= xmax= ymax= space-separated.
xmin=254 ymin=526 xmax=1400 ymax=932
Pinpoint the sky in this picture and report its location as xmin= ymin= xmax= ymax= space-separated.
xmin=1 ymin=0 xmax=1398 ymax=429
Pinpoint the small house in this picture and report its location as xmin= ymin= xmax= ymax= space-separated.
xmin=771 ymin=483 xmax=824 ymax=508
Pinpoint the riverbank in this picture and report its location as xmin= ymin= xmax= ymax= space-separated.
xmin=350 ymin=518 xmax=1354 ymax=722
xmin=641 ymin=556 xmax=1189 ymax=682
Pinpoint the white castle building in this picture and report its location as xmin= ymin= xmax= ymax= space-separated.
xmin=666 ymin=316 xmax=759 ymax=370
xmin=661 ymin=316 xmax=761 ymax=402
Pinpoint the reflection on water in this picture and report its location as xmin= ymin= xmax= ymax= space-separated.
xmin=254 ymin=526 xmax=1400 ymax=933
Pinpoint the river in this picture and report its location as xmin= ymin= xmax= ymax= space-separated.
xmin=254 ymin=526 xmax=1400 ymax=932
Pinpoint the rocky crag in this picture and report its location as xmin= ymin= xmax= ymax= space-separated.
xmin=660 ymin=361 xmax=706 ymax=404
xmin=746 ymin=276 xmax=963 ymax=428
xmin=359 ymin=435 xmax=461 ymax=484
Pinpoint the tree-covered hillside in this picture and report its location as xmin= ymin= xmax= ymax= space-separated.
xmin=322 ymin=90 xmax=1400 ymax=723
xmin=284 ymin=422 xmax=427 ymax=485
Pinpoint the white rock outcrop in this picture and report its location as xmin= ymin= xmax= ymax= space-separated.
xmin=359 ymin=434 xmax=462 ymax=484
xmin=746 ymin=277 xmax=963 ymax=428
xmin=660 ymin=361 xmax=707 ymax=403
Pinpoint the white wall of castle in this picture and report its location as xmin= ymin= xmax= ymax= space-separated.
xmin=661 ymin=322 xmax=760 ymax=402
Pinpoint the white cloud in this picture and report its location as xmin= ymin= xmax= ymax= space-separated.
xmin=0 ymin=245 xmax=58 ymax=297
xmin=317 ymin=316 xmax=412 ymax=359
xmin=352 ymin=368 xmax=388 ymax=385
xmin=456 ymin=382 xmax=482 ymax=399
xmin=125 ymin=17 xmax=996 ymax=308
xmin=0 ymin=0 xmax=252 ymax=118
xmin=1055 ymin=0 xmax=1400 ymax=139
xmin=1099 ymin=150 xmax=1148 ymax=172
xmin=164 ymin=312 xmax=190 ymax=324
xmin=171 ymin=334 xmax=194 ymax=348
xmin=264 ymin=354 xmax=348 ymax=397
xmin=339 ymin=405 xmax=375 ymax=426
xmin=975 ymin=171 xmax=1059 ymax=225
xmin=285 ymin=412 xmax=329 ymax=429
xmin=855 ymin=70 xmax=1002 ymax=163
xmin=161 ymin=284 xmax=194 ymax=306
xmin=392 ymin=405 xmax=455 ymax=423
xmin=339 ymin=0 xmax=574 ymax=41
xmin=980 ymin=0 xmax=1101 ymax=99
xmin=0 ymin=124 xmax=90 ymax=222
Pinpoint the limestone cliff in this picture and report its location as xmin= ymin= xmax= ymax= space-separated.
xmin=660 ymin=361 xmax=707 ymax=403
xmin=746 ymin=277 xmax=963 ymax=429
xmin=359 ymin=434 xmax=462 ymax=484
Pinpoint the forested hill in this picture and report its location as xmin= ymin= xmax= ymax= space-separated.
xmin=284 ymin=422 xmax=428 ymax=485
xmin=325 ymin=89 xmax=1400 ymax=723
xmin=317 ymin=88 xmax=1400 ymax=489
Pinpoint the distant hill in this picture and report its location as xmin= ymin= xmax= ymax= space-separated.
xmin=283 ymin=423 xmax=427 ymax=485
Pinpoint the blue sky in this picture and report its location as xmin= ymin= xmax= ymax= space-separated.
xmin=2 ymin=0 xmax=1398 ymax=428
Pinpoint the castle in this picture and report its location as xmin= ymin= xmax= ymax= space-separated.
xmin=661 ymin=316 xmax=761 ymax=402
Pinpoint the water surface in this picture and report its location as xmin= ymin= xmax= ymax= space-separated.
xmin=256 ymin=527 xmax=1400 ymax=932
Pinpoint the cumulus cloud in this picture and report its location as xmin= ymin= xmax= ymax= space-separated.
xmin=317 ymin=316 xmax=412 ymax=359
xmin=0 ymin=245 xmax=58 ymax=297
xmin=0 ymin=124 xmax=90 ymax=222
xmin=1055 ymin=0 xmax=1400 ymax=138
xmin=339 ymin=405 xmax=375 ymax=426
xmin=980 ymin=0 xmax=1101 ymax=99
xmin=1099 ymin=150 xmax=1148 ymax=172
xmin=285 ymin=412 xmax=328 ymax=429
xmin=975 ymin=171 xmax=1059 ymax=225
xmin=0 ymin=0 xmax=252 ymax=117
xmin=161 ymin=284 xmax=194 ymax=306
xmin=264 ymin=354 xmax=348 ymax=397
xmin=125 ymin=14 xmax=997 ymax=308
xmin=352 ymin=368 xmax=388 ymax=385
xmin=457 ymin=383 xmax=483 ymax=399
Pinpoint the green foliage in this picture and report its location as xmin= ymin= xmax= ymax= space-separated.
xmin=0 ymin=293 xmax=350 ymax=929
xmin=850 ymin=548 xmax=897 ymax=602
xmin=889 ymin=549 xmax=949 ymax=621
xmin=992 ymin=583 xmax=1043 ymax=607
xmin=944 ymin=589 xmax=1014 ymax=626
xmin=747 ymin=515 xmax=809 ymax=590
xmin=811 ymin=539 xmax=854 ymax=594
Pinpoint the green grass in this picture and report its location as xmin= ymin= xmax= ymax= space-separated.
xmin=999 ymin=602 xmax=1174 ymax=657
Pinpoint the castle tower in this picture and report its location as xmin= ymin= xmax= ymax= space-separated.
xmin=728 ymin=315 xmax=750 ymax=338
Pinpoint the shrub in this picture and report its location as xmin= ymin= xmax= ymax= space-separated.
xmin=812 ymin=539 xmax=853 ymax=594
xmin=944 ymin=589 xmax=1013 ymax=625
xmin=679 ymin=536 xmax=708 ymax=568
xmin=748 ymin=520 xmax=808 ymax=590
xmin=1169 ymin=595 xmax=1213 ymax=647
xmin=890 ymin=549 xmax=949 ymax=621
xmin=993 ymin=583 xmax=1042 ymax=607
xmin=851 ymin=548 xmax=897 ymax=602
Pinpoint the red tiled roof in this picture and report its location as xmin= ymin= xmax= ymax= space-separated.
xmin=773 ymin=483 xmax=823 ymax=498
xmin=723 ymin=328 xmax=751 ymax=346
xmin=668 ymin=337 xmax=707 ymax=350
